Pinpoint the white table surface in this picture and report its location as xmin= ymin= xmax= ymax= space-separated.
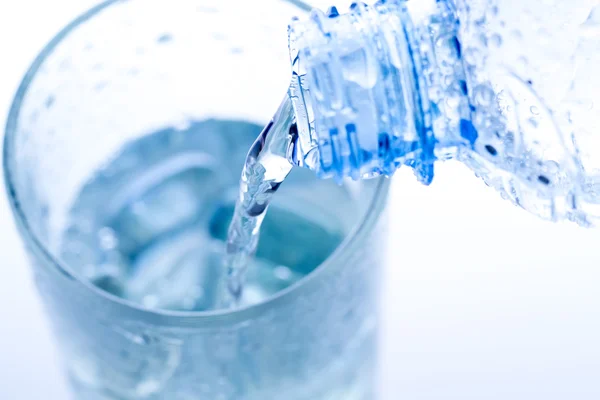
xmin=1 ymin=1 xmax=599 ymax=399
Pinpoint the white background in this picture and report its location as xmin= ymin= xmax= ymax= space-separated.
xmin=1 ymin=1 xmax=600 ymax=399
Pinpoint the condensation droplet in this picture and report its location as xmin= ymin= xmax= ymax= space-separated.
xmin=530 ymin=106 xmax=540 ymax=115
xmin=157 ymin=33 xmax=173 ymax=43
xmin=174 ymin=117 xmax=192 ymax=132
xmin=464 ymin=48 xmax=482 ymax=65
xmin=98 ymin=227 xmax=118 ymax=250
xmin=517 ymin=56 xmax=528 ymax=69
xmin=528 ymin=118 xmax=539 ymax=128
xmin=45 ymin=95 xmax=55 ymax=109
xmin=489 ymin=34 xmax=502 ymax=47
xmin=132 ymin=200 xmax=147 ymax=216
xmin=546 ymin=160 xmax=560 ymax=173
xmin=511 ymin=30 xmax=523 ymax=39
xmin=473 ymin=85 xmax=495 ymax=107
xmin=274 ymin=266 xmax=293 ymax=281
xmin=95 ymin=81 xmax=109 ymax=91
xmin=445 ymin=96 xmax=460 ymax=108
xmin=136 ymin=379 xmax=161 ymax=397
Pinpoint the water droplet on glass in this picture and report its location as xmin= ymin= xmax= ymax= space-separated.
xmin=478 ymin=33 xmax=488 ymax=46
xmin=274 ymin=266 xmax=293 ymax=281
xmin=157 ymin=33 xmax=173 ymax=44
xmin=98 ymin=227 xmax=118 ymax=250
xmin=136 ymin=379 xmax=161 ymax=397
xmin=132 ymin=200 xmax=147 ymax=216
xmin=546 ymin=160 xmax=560 ymax=173
xmin=95 ymin=81 xmax=109 ymax=91
xmin=530 ymin=106 xmax=540 ymax=115
xmin=45 ymin=95 xmax=55 ymax=109
xmin=464 ymin=48 xmax=481 ymax=65
xmin=212 ymin=32 xmax=227 ymax=41
xmin=511 ymin=30 xmax=523 ymax=39
xmin=528 ymin=117 xmax=539 ymax=128
xmin=517 ymin=56 xmax=528 ymax=68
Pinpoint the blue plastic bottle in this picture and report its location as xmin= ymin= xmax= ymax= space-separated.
xmin=286 ymin=0 xmax=600 ymax=226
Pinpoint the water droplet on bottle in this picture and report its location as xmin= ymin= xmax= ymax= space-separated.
xmin=489 ymin=34 xmax=502 ymax=47
xmin=485 ymin=144 xmax=498 ymax=156
xmin=537 ymin=175 xmax=551 ymax=185
xmin=545 ymin=160 xmax=560 ymax=173
xmin=445 ymin=96 xmax=460 ymax=108
xmin=464 ymin=48 xmax=482 ymax=65
xmin=473 ymin=85 xmax=495 ymax=106
xmin=530 ymin=106 xmax=540 ymax=115
xmin=511 ymin=30 xmax=523 ymax=39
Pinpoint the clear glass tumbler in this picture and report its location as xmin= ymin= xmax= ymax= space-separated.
xmin=3 ymin=1 xmax=390 ymax=399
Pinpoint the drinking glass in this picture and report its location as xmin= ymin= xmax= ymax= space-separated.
xmin=3 ymin=0 xmax=390 ymax=399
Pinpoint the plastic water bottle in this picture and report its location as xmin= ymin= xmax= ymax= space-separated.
xmin=285 ymin=0 xmax=600 ymax=226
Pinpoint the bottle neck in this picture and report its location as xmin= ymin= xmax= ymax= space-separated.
xmin=287 ymin=0 xmax=472 ymax=184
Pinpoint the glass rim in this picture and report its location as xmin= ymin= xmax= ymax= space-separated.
xmin=3 ymin=0 xmax=390 ymax=322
